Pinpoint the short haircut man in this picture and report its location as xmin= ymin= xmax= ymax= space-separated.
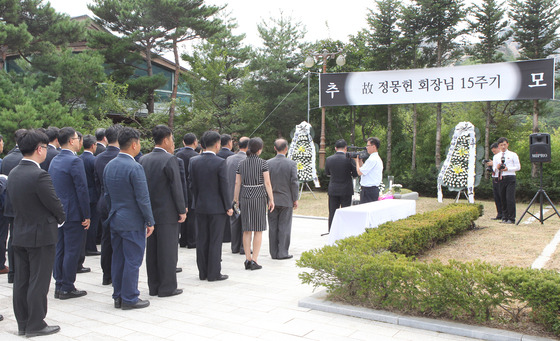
xmin=325 ymin=139 xmax=358 ymax=230
xmin=104 ymin=127 xmax=154 ymax=309
xmin=83 ymin=135 xmax=96 ymax=150
xmin=355 ymin=137 xmax=383 ymax=204
xmin=225 ymin=136 xmax=249 ymax=254
xmin=189 ymin=130 xmax=232 ymax=281
xmin=49 ymin=127 xmax=91 ymax=299
xmin=95 ymin=128 xmax=106 ymax=142
xmin=221 ymin=134 xmax=232 ymax=148
xmin=139 ymin=124 xmax=186 ymax=297
xmin=267 ymin=138 xmax=298 ymax=259
xmin=9 ymin=129 xmax=65 ymax=337
xmin=45 ymin=127 xmax=60 ymax=145
xmin=183 ymin=133 xmax=197 ymax=146
xmin=217 ymin=134 xmax=234 ymax=161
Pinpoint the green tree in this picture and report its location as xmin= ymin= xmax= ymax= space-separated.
xmin=399 ymin=2 xmax=427 ymax=171
xmin=89 ymin=0 xmax=169 ymax=114
xmin=249 ymin=14 xmax=308 ymax=142
xmin=417 ymin=0 xmax=466 ymax=169
xmin=182 ymin=13 xmax=255 ymax=133
xmin=154 ymin=0 xmax=223 ymax=128
xmin=467 ymin=0 xmax=511 ymax=170
xmin=362 ymin=0 xmax=402 ymax=174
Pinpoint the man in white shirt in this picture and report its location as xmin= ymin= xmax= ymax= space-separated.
xmin=355 ymin=137 xmax=383 ymax=204
xmin=492 ymin=137 xmax=521 ymax=224
xmin=485 ymin=143 xmax=503 ymax=220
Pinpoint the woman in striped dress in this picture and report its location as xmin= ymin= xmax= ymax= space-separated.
xmin=233 ymin=137 xmax=275 ymax=270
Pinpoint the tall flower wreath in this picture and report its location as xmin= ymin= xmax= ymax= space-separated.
xmin=287 ymin=121 xmax=319 ymax=186
xmin=437 ymin=122 xmax=479 ymax=203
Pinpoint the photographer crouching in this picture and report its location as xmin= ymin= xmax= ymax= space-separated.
xmin=492 ymin=137 xmax=520 ymax=224
xmin=355 ymin=137 xmax=383 ymax=204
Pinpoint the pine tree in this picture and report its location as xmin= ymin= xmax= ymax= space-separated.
xmin=416 ymin=0 xmax=466 ymax=169
xmin=467 ymin=0 xmax=511 ymax=172
xmin=153 ymin=0 xmax=222 ymax=128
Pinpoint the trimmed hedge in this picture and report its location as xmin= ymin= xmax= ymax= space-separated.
xmin=297 ymin=203 xmax=560 ymax=335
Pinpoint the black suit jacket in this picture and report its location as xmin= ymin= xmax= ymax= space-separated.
xmin=7 ymin=160 xmax=65 ymax=247
xmin=140 ymin=148 xmax=186 ymax=224
xmin=39 ymin=145 xmax=59 ymax=171
xmin=189 ymin=152 xmax=229 ymax=215
xmin=176 ymin=147 xmax=198 ymax=209
xmin=80 ymin=151 xmax=98 ymax=204
xmin=217 ymin=148 xmax=234 ymax=159
xmin=94 ymin=145 xmax=120 ymax=215
xmin=325 ymin=152 xmax=358 ymax=197
xmin=1 ymin=147 xmax=23 ymax=176
xmin=94 ymin=142 xmax=106 ymax=156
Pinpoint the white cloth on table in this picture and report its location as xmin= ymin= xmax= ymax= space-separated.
xmin=328 ymin=199 xmax=416 ymax=245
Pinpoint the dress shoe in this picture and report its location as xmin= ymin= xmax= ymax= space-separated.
xmin=86 ymin=250 xmax=101 ymax=256
xmin=244 ymin=260 xmax=251 ymax=270
xmin=59 ymin=289 xmax=87 ymax=300
xmin=114 ymin=297 xmax=122 ymax=309
xmin=491 ymin=217 xmax=502 ymax=220
xmin=250 ymin=261 xmax=262 ymax=270
xmin=159 ymin=289 xmax=183 ymax=297
xmin=0 ymin=314 xmax=2 ymax=321
xmin=176 ymin=267 xmax=182 ymax=273
xmin=77 ymin=267 xmax=91 ymax=273
xmin=278 ymin=255 xmax=293 ymax=260
xmin=208 ymin=274 xmax=228 ymax=281
xmin=54 ymin=290 xmax=60 ymax=299
xmin=504 ymin=219 xmax=515 ymax=224
xmin=102 ymin=278 xmax=112 ymax=285
xmin=18 ymin=329 xmax=25 ymax=336
xmin=26 ymin=325 xmax=60 ymax=337
xmin=0 ymin=266 xmax=8 ymax=274
xmin=8 ymin=276 xmax=13 ymax=283
xmin=187 ymin=245 xmax=196 ymax=249
xmin=122 ymin=298 xmax=150 ymax=310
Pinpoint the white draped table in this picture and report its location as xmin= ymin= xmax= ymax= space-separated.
xmin=327 ymin=199 xmax=416 ymax=245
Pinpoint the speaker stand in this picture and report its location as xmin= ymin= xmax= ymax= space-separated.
xmin=516 ymin=163 xmax=560 ymax=225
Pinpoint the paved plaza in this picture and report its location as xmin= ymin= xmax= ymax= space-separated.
xmin=0 ymin=216 xmax=481 ymax=340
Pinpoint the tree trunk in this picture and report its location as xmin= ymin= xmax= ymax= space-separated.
xmin=435 ymin=103 xmax=442 ymax=169
xmin=386 ymin=104 xmax=392 ymax=175
xmin=485 ymin=101 xmax=491 ymax=179
xmin=146 ymin=41 xmax=155 ymax=114
xmin=168 ymin=36 xmax=180 ymax=128
xmin=532 ymin=99 xmax=539 ymax=177
xmin=411 ymin=103 xmax=417 ymax=171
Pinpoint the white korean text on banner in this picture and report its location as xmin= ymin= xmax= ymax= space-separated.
xmin=320 ymin=59 xmax=555 ymax=107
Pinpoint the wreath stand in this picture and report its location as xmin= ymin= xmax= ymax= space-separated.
xmin=454 ymin=189 xmax=469 ymax=203
xmin=298 ymin=181 xmax=317 ymax=200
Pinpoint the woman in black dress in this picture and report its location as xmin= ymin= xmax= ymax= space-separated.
xmin=233 ymin=138 xmax=274 ymax=270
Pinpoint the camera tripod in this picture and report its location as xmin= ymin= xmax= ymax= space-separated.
xmin=516 ymin=163 xmax=560 ymax=225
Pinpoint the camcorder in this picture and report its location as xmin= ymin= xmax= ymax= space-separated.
xmin=346 ymin=145 xmax=369 ymax=161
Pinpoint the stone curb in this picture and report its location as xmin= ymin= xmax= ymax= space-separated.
xmin=293 ymin=214 xmax=328 ymax=220
xmin=298 ymin=291 xmax=555 ymax=341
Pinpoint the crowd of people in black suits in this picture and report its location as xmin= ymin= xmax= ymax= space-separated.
xmin=0 ymin=124 xmax=299 ymax=337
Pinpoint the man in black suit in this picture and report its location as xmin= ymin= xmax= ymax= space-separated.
xmin=94 ymin=128 xmax=107 ymax=156
xmin=216 ymin=134 xmax=234 ymax=242
xmin=1 ymin=129 xmax=26 ymax=284
xmin=189 ymin=131 xmax=233 ymax=281
xmin=140 ymin=125 xmax=186 ymax=297
xmin=8 ymin=129 xmax=65 ymax=337
xmin=49 ymin=127 xmax=90 ymax=300
xmin=176 ymin=133 xmax=198 ymax=248
xmin=94 ymin=125 xmax=121 ymax=286
xmin=225 ymin=136 xmax=249 ymax=254
xmin=325 ymin=139 xmax=358 ymax=231
xmin=80 ymin=135 xmax=100 ymax=255
xmin=217 ymin=134 xmax=234 ymax=159
xmin=39 ymin=127 xmax=60 ymax=171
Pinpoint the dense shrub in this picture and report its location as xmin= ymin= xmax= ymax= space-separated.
xmin=297 ymin=203 xmax=560 ymax=335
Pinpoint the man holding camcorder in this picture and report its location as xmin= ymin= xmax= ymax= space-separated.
xmin=355 ymin=137 xmax=383 ymax=204
xmin=492 ymin=137 xmax=520 ymax=224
